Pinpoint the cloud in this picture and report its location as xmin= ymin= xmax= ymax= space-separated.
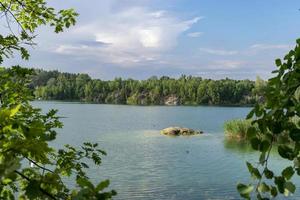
xmin=54 ymin=7 xmax=202 ymax=66
xmin=241 ymin=43 xmax=293 ymax=57
xmin=25 ymin=0 xmax=293 ymax=80
xmin=199 ymin=48 xmax=238 ymax=56
xmin=54 ymin=44 xmax=158 ymax=66
xmin=187 ymin=32 xmax=203 ymax=38
xmin=211 ymin=60 xmax=244 ymax=69
xmin=250 ymin=44 xmax=292 ymax=51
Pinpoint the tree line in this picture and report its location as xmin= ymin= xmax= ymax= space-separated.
xmin=31 ymin=69 xmax=266 ymax=105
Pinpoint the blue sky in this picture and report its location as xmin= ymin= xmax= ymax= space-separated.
xmin=4 ymin=0 xmax=300 ymax=80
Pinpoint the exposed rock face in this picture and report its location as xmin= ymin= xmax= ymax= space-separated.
xmin=161 ymin=127 xmax=203 ymax=136
xmin=164 ymin=95 xmax=179 ymax=106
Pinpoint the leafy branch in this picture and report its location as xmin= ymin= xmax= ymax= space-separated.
xmin=0 ymin=0 xmax=116 ymax=199
xmin=237 ymin=39 xmax=300 ymax=199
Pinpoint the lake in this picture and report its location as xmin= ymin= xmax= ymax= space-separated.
xmin=33 ymin=101 xmax=299 ymax=200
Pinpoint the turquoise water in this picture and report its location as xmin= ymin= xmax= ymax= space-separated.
xmin=32 ymin=101 xmax=299 ymax=200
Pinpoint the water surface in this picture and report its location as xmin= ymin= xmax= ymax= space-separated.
xmin=33 ymin=101 xmax=299 ymax=200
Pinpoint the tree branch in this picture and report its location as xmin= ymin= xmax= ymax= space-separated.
xmin=26 ymin=157 xmax=55 ymax=174
xmin=0 ymin=2 xmax=27 ymax=34
xmin=14 ymin=170 xmax=58 ymax=200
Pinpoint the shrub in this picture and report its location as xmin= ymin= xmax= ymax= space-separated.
xmin=224 ymin=119 xmax=258 ymax=140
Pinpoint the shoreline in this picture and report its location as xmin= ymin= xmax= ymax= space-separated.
xmin=33 ymin=99 xmax=255 ymax=108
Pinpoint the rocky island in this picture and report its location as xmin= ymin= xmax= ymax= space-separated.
xmin=161 ymin=127 xmax=203 ymax=136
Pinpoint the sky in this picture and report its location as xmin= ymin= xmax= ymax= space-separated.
xmin=3 ymin=0 xmax=300 ymax=80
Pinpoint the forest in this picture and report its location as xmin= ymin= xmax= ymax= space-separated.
xmin=31 ymin=69 xmax=266 ymax=106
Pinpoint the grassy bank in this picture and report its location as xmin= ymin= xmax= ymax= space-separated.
xmin=224 ymin=117 xmax=299 ymax=143
xmin=224 ymin=119 xmax=258 ymax=140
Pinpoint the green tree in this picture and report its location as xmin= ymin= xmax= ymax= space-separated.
xmin=76 ymin=74 xmax=91 ymax=100
xmin=32 ymin=69 xmax=258 ymax=106
xmin=237 ymin=39 xmax=300 ymax=199
xmin=0 ymin=0 xmax=115 ymax=199
xmin=252 ymin=76 xmax=267 ymax=102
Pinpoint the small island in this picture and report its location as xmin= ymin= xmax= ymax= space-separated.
xmin=161 ymin=127 xmax=203 ymax=136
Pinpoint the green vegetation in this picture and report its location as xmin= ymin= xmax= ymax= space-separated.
xmin=0 ymin=0 xmax=115 ymax=199
xmin=224 ymin=118 xmax=297 ymax=143
xmin=224 ymin=119 xmax=257 ymax=140
xmin=237 ymin=39 xmax=300 ymax=199
xmin=31 ymin=70 xmax=266 ymax=106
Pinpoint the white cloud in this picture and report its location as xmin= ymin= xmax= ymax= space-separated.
xmin=199 ymin=48 xmax=238 ymax=56
xmin=55 ymin=7 xmax=202 ymax=66
xmin=4 ymin=0 xmax=293 ymax=80
xmin=187 ymin=32 xmax=203 ymax=38
xmin=212 ymin=60 xmax=244 ymax=69
xmin=138 ymin=28 xmax=162 ymax=48
xmin=250 ymin=44 xmax=292 ymax=50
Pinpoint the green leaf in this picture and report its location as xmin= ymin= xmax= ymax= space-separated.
xmin=246 ymin=127 xmax=257 ymax=139
xmin=294 ymin=86 xmax=300 ymax=102
xmin=77 ymin=177 xmax=94 ymax=189
xmin=247 ymin=109 xmax=255 ymax=119
xmin=270 ymin=186 xmax=278 ymax=197
xmin=237 ymin=183 xmax=253 ymax=198
xmin=95 ymin=180 xmax=110 ymax=192
xmin=264 ymin=168 xmax=274 ymax=179
xmin=25 ymin=180 xmax=42 ymax=199
xmin=275 ymin=176 xmax=285 ymax=193
xmin=2 ymin=178 xmax=13 ymax=184
xmin=296 ymin=167 xmax=300 ymax=176
xmin=282 ymin=166 xmax=294 ymax=180
xmin=259 ymin=152 xmax=266 ymax=164
xmin=259 ymin=140 xmax=270 ymax=152
xmin=284 ymin=181 xmax=296 ymax=194
xmin=289 ymin=128 xmax=300 ymax=142
xmin=258 ymin=182 xmax=270 ymax=193
xmin=251 ymin=138 xmax=261 ymax=151
xmin=9 ymin=104 xmax=21 ymax=117
xmin=272 ymin=122 xmax=282 ymax=134
xmin=275 ymin=59 xmax=282 ymax=67
xmin=246 ymin=162 xmax=261 ymax=179
xmin=20 ymin=47 xmax=30 ymax=60
xmin=246 ymin=162 xmax=254 ymax=172
xmin=278 ymin=145 xmax=294 ymax=160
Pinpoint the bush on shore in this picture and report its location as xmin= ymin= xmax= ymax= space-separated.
xmin=224 ymin=117 xmax=300 ymax=143
xmin=224 ymin=119 xmax=258 ymax=140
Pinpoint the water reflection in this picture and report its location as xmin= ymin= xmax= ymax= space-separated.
xmin=223 ymin=138 xmax=254 ymax=154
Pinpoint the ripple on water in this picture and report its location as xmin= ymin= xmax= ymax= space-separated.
xmin=32 ymin=102 xmax=300 ymax=200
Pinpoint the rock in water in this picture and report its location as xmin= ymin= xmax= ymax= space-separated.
xmin=161 ymin=127 xmax=203 ymax=136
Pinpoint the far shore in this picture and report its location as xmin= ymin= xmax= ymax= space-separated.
xmin=33 ymin=99 xmax=254 ymax=108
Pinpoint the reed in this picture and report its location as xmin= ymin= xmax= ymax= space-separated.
xmin=224 ymin=119 xmax=256 ymax=140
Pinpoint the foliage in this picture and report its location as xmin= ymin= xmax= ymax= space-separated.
xmin=0 ymin=67 xmax=116 ymax=199
xmin=224 ymin=119 xmax=258 ymax=140
xmin=0 ymin=0 xmax=77 ymax=64
xmin=0 ymin=0 xmax=115 ymax=199
xmin=32 ymin=71 xmax=262 ymax=106
xmin=237 ymin=39 xmax=300 ymax=199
